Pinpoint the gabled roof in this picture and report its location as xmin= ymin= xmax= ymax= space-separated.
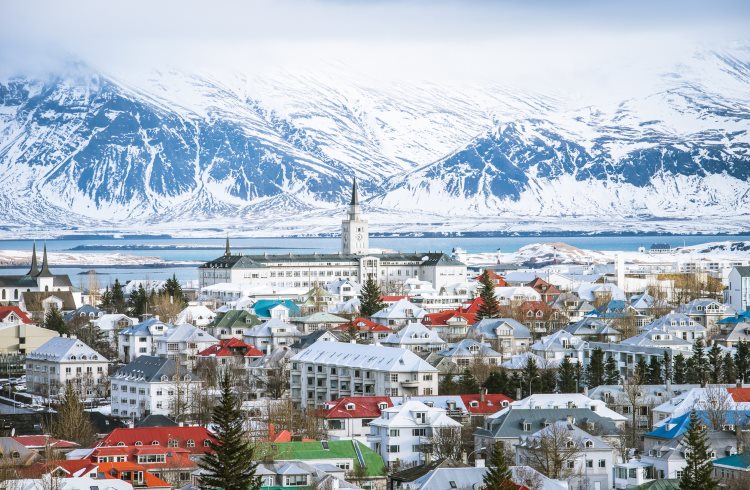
xmin=370 ymin=400 xmax=461 ymax=429
xmin=197 ymin=338 xmax=263 ymax=357
xmin=160 ymin=323 xmax=218 ymax=344
xmin=112 ymin=355 xmax=191 ymax=383
xmin=245 ymin=318 xmax=303 ymax=338
xmin=13 ymin=435 xmax=78 ymax=450
xmin=210 ymin=309 xmax=261 ymax=329
xmin=714 ymin=451 xmax=750 ymax=470
xmin=470 ymin=318 xmax=531 ymax=340
xmin=292 ymin=312 xmax=349 ymax=324
xmin=479 ymin=407 xmax=621 ymax=440
xmin=291 ymin=340 xmax=438 ymax=373
xmin=100 ymin=427 xmax=214 ymax=454
xmin=292 ymin=329 xmax=348 ymax=349
xmin=257 ymin=440 xmax=386 ymax=477
xmin=333 ymin=317 xmax=394 ymax=333
xmin=435 ymin=339 xmax=501 ymax=359
xmin=372 ymin=298 xmax=427 ymax=320
xmin=27 ymin=337 xmax=108 ymax=363
xmin=0 ymin=306 xmax=33 ymax=324
xmin=323 ymin=396 xmax=392 ymax=419
xmin=733 ymin=266 xmax=750 ymax=277
xmin=383 ymin=322 xmax=445 ymax=346
xmin=423 ymin=309 xmax=477 ymax=327
xmin=120 ymin=317 xmax=169 ymax=336
xmin=21 ymin=291 xmax=77 ymax=311
xmin=728 ymin=387 xmax=750 ymax=403
xmin=252 ymin=299 xmax=301 ymax=318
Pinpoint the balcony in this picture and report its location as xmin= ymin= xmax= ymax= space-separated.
xmin=400 ymin=379 xmax=420 ymax=388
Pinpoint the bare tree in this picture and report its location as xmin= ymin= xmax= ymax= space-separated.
xmin=427 ymin=425 xmax=464 ymax=460
xmin=622 ymin=372 xmax=645 ymax=450
xmin=516 ymin=422 xmax=584 ymax=480
xmin=263 ymin=398 xmax=328 ymax=440
xmin=153 ymin=294 xmax=183 ymax=323
xmin=511 ymin=466 xmax=545 ymax=490
xmin=49 ymin=381 xmax=96 ymax=446
xmin=697 ymin=385 xmax=731 ymax=430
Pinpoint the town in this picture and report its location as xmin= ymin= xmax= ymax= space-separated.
xmin=0 ymin=181 xmax=747 ymax=489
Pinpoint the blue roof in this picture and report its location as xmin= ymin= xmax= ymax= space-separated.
xmin=121 ymin=317 xmax=163 ymax=335
xmin=647 ymin=410 xmax=750 ymax=439
xmin=714 ymin=452 xmax=750 ymax=469
xmin=252 ymin=299 xmax=300 ymax=318
xmin=719 ymin=311 xmax=750 ymax=325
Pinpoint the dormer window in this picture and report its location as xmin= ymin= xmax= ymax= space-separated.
xmin=584 ymin=440 xmax=593 ymax=448
xmin=378 ymin=402 xmax=388 ymax=410
xmin=151 ymin=441 xmax=159 ymax=445
xmin=346 ymin=403 xmax=355 ymax=411
xmin=523 ymin=422 xmax=531 ymax=431
xmin=469 ymin=401 xmax=479 ymax=408
xmin=566 ymin=440 xmax=575 ymax=449
xmin=135 ymin=441 xmax=142 ymax=446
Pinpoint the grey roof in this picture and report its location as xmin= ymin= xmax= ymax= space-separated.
xmin=350 ymin=177 xmax=359 ymax=206
xmin=291 ymin=340 xmax=438 ymax=372
xmin=469 ymin=318 xmax=531 ymax=340
xmin=27 ymin=337 xmax=108 ymax=363
xmin=161 ymin=323 xmax=218 ymax=343
xmin=435 ymin=339 xmax=501 ymax=358
xmin=135 ymin=414 xmax=178 ymax=427
xmin=121 ymin=317 xmax=170 ymax=336
xmin=21 ymin=291 xmax=77 ymax=311
xmin=734 ymin=266 xmax=750 ymax=277
xmin=292 ymin=329 xmax=347 ymax=349
xmin=113 ymin=355 xmax=191 ymax=383
xmin=292 ymin=312 xmax=349 ymax=324
xmin=565 ymin=317 xmax=620 ymax=336
xmin=517 ymin=421 xmax=612 ymax=450
xmin=201 ymin=251 xmax=465 ymax=268
xmin=245 ymin=318 xmax=303 ymax=338
xmin=63 ymin=304 xmax=103 ymax=322
xmin=477 ymin=407 xmax=620 ymax=440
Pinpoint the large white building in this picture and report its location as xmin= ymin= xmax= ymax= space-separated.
xmin=118 ymin=318 xmax=169 ymax=363
xmin=290 ymin=341 xmax=439 ymax=408
xmin=728 ymin=266 xmax=750 ymax=313
xmin=198 ymin=180 xmax=467 ymax=292
xmin=25 ymin=336 xmax=110 ymax=399
xmin=153 ymin=323 xmax=218 ymax=369
xmin=367 ymin=399 xmax=461 ymax=469
xmin=110 ymin=355 xmax=202 ymax=420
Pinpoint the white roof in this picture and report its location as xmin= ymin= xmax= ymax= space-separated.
xmin=291 ymin=340 xmax=438 ymax=373
xmin=27 ymin=337 xmax=108 ymax=363
xmin=371 ymin=298 xmax=427 ymax=320
xmin=494 ymin=286 xmax=541 ymax=301
xmin=92 ymin=314 xmax=138 ymax=331
xmin=576 ymin=283 xmax=626 ymax=301
xmin=175 ymin=305 xmax=216 ymax=325
xmin=369 ymin=400 xmax=460 ymax=428
xmin=488 ymin=393 xmax=626 ymax=422
xmin=383 ymin=322 xmax=445 ymax=346
xmin=328 ymin=298 xmax=361 ymax=314
xmin=10 ymin=477 xmax=132 ymax=490
xmin=160 ymin=323 xmax=218 ymax=344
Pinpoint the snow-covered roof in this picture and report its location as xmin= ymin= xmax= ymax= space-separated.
xmin=371 ymin=298 xmax=427 ymax=320
xmin=576 ymin=283 xmax=626 ymax=301
xmin=92 ymin=314 xmax=138 ymax=331
xmin=27 ymin=337 xmax=108 ymax=363
xmin=369 ymin=400 xmax=461 ymax=428
xmin=175 ymin=305 xmax=216 ymax=326
xmin=245 ymin=319 xmax=302 ymax=338
xmin=469 ymin=318 xmax=531 ymax=340
xmin=501 ymin=352 xmax=562 ymax=370
xmin=160 ymin=323 xmax=218 ymax=344
xmin=436 ymin=339 xmax=501 ymax=359
xmin=383 ymin=322 xmax=445 ymax=346
xmin=291 ymin=340 xmax=438 ymax=373
xmin=489 ymin=393 xmax=626 ymax=422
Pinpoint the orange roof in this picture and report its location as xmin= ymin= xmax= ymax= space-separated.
xmin=381 ymin=295 xmax=409 ymax=302
xmin=728 ymin=387 xmax=750 ymax=402
xmin=333 ymin=317 xmax=394 ymax=333
xmin=98 ymin=462 xmax=172 ymax=489
xmin=13 ymin=435 xmax=79 ymax=450
xmin=0 ymin=306 xmax=33 ymax=324
xmin=474 ymin=270 xmax=508 ymax=287
xmin=323 ymin=396 xmax=392 ymax=419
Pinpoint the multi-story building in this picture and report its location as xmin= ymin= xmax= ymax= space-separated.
xmin=243 ymin=319 xmax=303 ymax=354
xmin=466 ymin=318 xmax=531 ymax=360
xmin=678 ymin=298 xmax=735 ymax=335
xmin=381 ymin=322 xmax=446 ymax=353
xmin=118 ymin=318 xmax=169 ymax=363
xmin=0 ymin=306 xmax=57 ymax=354
xmin=290 ymin=341 xmax=439 ymax=408
xmin=367 ymin=400 xmax=461 ymax=469
xmin=153 ymin=323 xmax=218 ymax=369
xmin=198 ymin=181 xmax=467 ymax=291
xmin=110 ymin=355 xmax=202 ymax=420
xmin=728 ymin=266 xmax=750 ymax=313
xmin=25 ymin=337 xmax=109 ymax=399
xmin=331 ymin=317 xmax=394 ymax=343
xmin=371 ymin=299 xmax=428 ymax=328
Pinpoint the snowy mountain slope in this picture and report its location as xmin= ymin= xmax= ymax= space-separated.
xmin=0 ymin=49 xmax=749 ymax=236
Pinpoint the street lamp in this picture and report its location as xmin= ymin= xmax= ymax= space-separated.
xmin=466 ymin=446 xmax=486 ymax=465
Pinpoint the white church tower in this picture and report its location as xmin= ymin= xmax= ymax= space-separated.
xmin=341 ymin=178 xmax=369 ymax=255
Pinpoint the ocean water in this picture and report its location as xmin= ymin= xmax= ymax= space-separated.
xmin=1 ymin=234 xmax=748 ymax=286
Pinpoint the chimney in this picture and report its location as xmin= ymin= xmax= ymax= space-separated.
xmin=480 ymin=388 xmax=487 ymax=403
xmin=737 ymin=379 xmax=743 ymax=389
xmin=666 ymin=378 xmax=672 ymax=392
xmin=566 ymin=414 xmax=574 ymax=424
xmin=516 ymin=387 xmax=522 ymax=400
xmin=583 ymin=386 xmax=589 ymax=396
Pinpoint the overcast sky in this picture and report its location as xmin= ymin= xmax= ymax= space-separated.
xmin=2 ymin=0 xmax=749 ymax=101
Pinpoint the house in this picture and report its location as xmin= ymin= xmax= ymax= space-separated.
xmin=332 ymin=317 xmax=394 ymax=343
xmin=290 ymin=329 xmax=348 ymax=350
xmin=713 ymin=451 xmax=750 ymax=487
xmin=118 ymin=318 xmax=169 ymax=363
xmin=99 ymin=426 xmax=215 ymax=457
xmin=583 ymin=340 xmax=688 ymax=379
xmin=564 ymin=317 xmax=621 ymax=342
xmin=531 ymin=330 xmax=585 ymax=364
xmin=502 ymin=352 xmax=560 ymax=370
xmin=195 ymin=337 xmax=263 ymax=368
xmin=0 ymin=437 xmax=41 ymax=468
xmin=92 ymin=314 xmax=139 ymax=345
xmin=677 ymin=298 xmax=734 ymax=335
xmin=426 ymin=339 xmax=502 ymax=378
xmin=12 ymin=435 xmax=79 ymax=455
xmin=421 ymin=309 xmax=476 ymax=340
xmin=368 ymin=400 xmax=462 ymax=469
xmin=515 ymin=421 xmax=617 ymax=490
xmin=727 ymin=266 xmax=750 ymax=312
xmin=576 ymin=283 xmax=626 ymax=303
xmin=649 ymin=386 xmax=746 ymax=427
xmin=467 ymin=318 xmax=531 ymax=360
xmin=8 ymin=476 xmax=134 ymax=490
xmin=327 ymin=278 xmax=362 ymax=303
xmin=246 ymin=346 xmax=296 ymax=399
xmin=290 ymin=311 xmax=349 ymax=334
xmin=252 ymin=299 xmax=301 ymax=321
xmin=526 ymin=277 xmax=562 ymax=303
xmin=475 ymin=270 xmax=508 ymax=287
xmin=25 ymin=337 xmax=109 ymax=399
xmin=490 ymin=393 xmax=627 ymax=424
xmin=640 ymin=312 xmax=707 ymax=343
xmin=243 ymin=318 xmax=303 ymax=354
xmin=297 ymin=285 xmax=340 ymax=315
xmin=588 ymin=384 xmax=701 ymax=429
xmin=250 ymin=461 xmax=364 ymax=490
xmin=493 ymin=287 xmax=541 ymax=305
xmin=205 ymin=309 xmax=260 ymax=339
xmin=0 ymin=307 xmax=57 ymax=354
xmin=714 ymin=314 xmax=750 ymax=348
xmin=290 ymin=341 xmax=439 ymax=408
xmin=552 ymin=292 xmax=596 ymax=323
xmin=174 ymin=305 xmax=216 ymax=327
xmin=382 ymin=322 xmax=446 ymax=354
xmin=371 ymin=299 xmax=427 ymax=328
xmin=110 ymin=356 xmax=202 ymax=420
xmin=153 ymin=323 xmax=219 ymax=369
xmin=63 ymin=304 xmax=103 ymax=323
xmin=20 ymin=291 xmax=78 ymax=320
xmin=390 ymin=464 xmax=564 ymax=490
xmin=509 ymin=300 xmax=563 ymax=337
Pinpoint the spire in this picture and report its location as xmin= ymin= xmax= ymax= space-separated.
xmin=27 ymin=241 xmax=39 ymax=276
xmin=37 ymin=242 xmax=53 ymax=277
xmin=350 ymin=177 xmax=359 ymax=206
xmin=225 ymin=235 xmax=231 ymax=257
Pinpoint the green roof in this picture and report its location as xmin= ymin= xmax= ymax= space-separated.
xmin=210 ymin=310 xmax=261 ymax=329
xmin=628 ymin=480 xmax=681 ymax=490
xmin=714 ymin=451 xmax=750 ymax=469
xmin=257 ymin=440 xmax=385 ymax=477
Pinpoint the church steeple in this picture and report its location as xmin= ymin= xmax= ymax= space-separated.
xmin=37 ymin=242 xmax=53 ymax=277
xmin=350 ymin=177 xmax=359 ymax=206
xmin=342 ymin=176 xmax=368 ymax=255
xmin=27 ymin=241 xmax=39 ymax=276
xmin=225 ymin=236 xmax=231 ymax=257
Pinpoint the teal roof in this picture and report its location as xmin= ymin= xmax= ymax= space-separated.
xmin=253 ymin=300 xmax=301 ymax=318
xmin=714 ymin=451 xmax=750 ymax=469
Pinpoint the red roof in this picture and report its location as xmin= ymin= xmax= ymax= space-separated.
xmin=90 ymin=445 xmax=195 ymax=470
xmin=518 ymin=300 xmax=553 ymax=312
xmin=462 ymin=297 xmax=484 ymax=315
xmin=50 ymin=460 xmax=99 ymax=477
xmin=728 ymin=387 xmax=750 ymax=402
xmin=423 ymin=310 xmax=477 ymax=327
xmin=333 ymin=317 xmax=394 ymax=333
xmin=99 ymin=427 xmax=215 ymax=455
xmin=0 ymin=306 xmax=33 ymax=324
xmin=381 ymin=295 xmax=409 ymax=303
xmin=526 ymin=277 xmax=562 ymax=295
xmin=98 ymin=462 xmax=172 ymax=488
xmin=474 ymin=270 xmax=508 ymax=287
xmin=13 ymin=435 xmax=79 ymax=450
xmin=323 ymin=396 xmax=392 ymax=419
xmin=197 ymin=337 xmax=263 ymax=358
xmin=459 ymin=394 xmax=513 ymax=414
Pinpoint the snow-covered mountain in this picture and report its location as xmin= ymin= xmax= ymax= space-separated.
xmin=1 ymin=49 xmax=749 ymax=237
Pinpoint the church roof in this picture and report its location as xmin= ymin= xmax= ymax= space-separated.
xmin=350 ymin=177 xmax=359 ymax=205
xmin=36 ymin=244 xmax=54 ymax=278
xmin=200 ymin=251 xmax=465 ymax=268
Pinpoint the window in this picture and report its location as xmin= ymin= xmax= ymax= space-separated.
xmin=413 ymin=428 xmax=427 ymax=437
xmin=387 ymin=445 xmax=400 ymax=453
xmin=586 ymin=459 xmax=593 ymax=468
xmin=598 ymin=460 xmax=606 ymax=468
xmin=285 ymin=475 xmax=308 ymax=486
xmin=390 ymin=374 xmax=399 ymax=382
xmin=389 ymin=429 xmax=400 ymax=437
xmin=567 ymin=461 xmax=575 ymax=469
xmin=168 ymin=439 xmax=178 ymax=447
xmin=187 ymin=439 xmax=195 ymax=448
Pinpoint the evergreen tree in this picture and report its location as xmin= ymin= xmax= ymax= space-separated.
xmin=44 ymin=305 xmax=68 ymax=335
xmin=586 ymin=348 xmax=605 ymax=388
xmin=557 ymin=357 xmax=577 ymax=393
xmin=439 ymin=372 xmax=459 ymax=395
xmin=358 ymin=276 xmax=386 ymax=318
xmin=111 ymin=279 xmax=126 ymax=313
xmin=128 ymin=284 xmax=149 ymax=317
xmin=662 ymin=350 xmax=672 ymax=382
xmin=50 ymin=381 xmax=96 ymax=446
xmin=679 ymin=410 xmax=717 ymax=490
xmin=735 ymin=340 xmax=750 ymax=383
xmin=476 ymin=270 xmax=501 ymax=320
xmin=539 ymin=367 xmax=557 ymax=393
xmin=482 ymin=443 xmax=516 ymax=490
xmin=521 ymin=357 xmax=539 ymax=397
xmin=458 ymin=369 xmax=480 ymax=394
xmin=635 ymin=357 xmax=649 ymax=381
xmin=688 ymin=338 xmax=709 ymax=386
xmin=510 ymin=372 xmax=523 ymax=399
xmin=484 ymin=369 xmax=511 ymax=397
xmin=647 ymin=356 xmax=662 ymax=384
xmin=162 ymin=274 xmax=187 ymax=308
xmin=605 ymin=355 xmax=620 ymax=385
xmin=723 ymin=353 xmax=737 ymax=384
xmin=99 ymin=286 xmax=113 ymax=312
xmin=574 ymin=362 xmax=583 ymax=393
xmin=707 ymin=344 xmax=723 ymax=384
xmin=673 ymin=353 xmax=688 ymax=384
xmin=198 ymin=371 xmax=261 ymax=490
